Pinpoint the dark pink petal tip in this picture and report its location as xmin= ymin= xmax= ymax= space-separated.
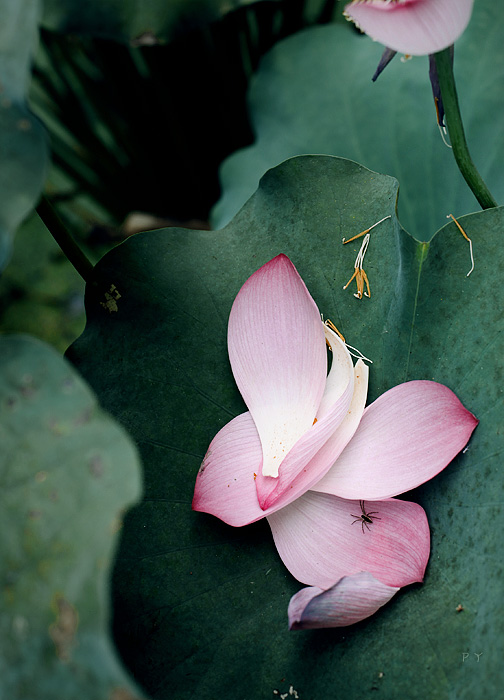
xmin=288 ymin=572 xmax=400 ymax=630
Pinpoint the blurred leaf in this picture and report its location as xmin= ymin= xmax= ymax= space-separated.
xmin=0 ymin=213 xmax=85 ymax=352
xmin=0 ymin=335 xmax=144 ymax=699
xmin=67 ymin=156 xmax=503 ymax=699
xmin=213 ymin=0 xmax=503 ymax=240
xmin=0 ymin=0 xmax=49 ymax=269
xmin=41 ymin=0 xmax=280 ymax=43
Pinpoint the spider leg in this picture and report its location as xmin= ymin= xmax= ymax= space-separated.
xmin=351 ymin=518 xmax=361 ymax=525
xmin=363 ymin=520 xmax=371 ymax=532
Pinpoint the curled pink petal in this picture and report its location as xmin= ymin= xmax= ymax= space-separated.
xmin=317 ymin=326 xmax=356 ymax=418
xmin=260 ymin=358 xmax=369 ymax=511
xmin=255 ymin=343 xmax=354 ymax=510
xmin=228 ymin=254 xmax=327 ymax=480
xmin=289 ymin=572 xmax=400 ymax=629
xmin=312 ymin=380 xmax=478 ymax=500
xmin=193 ymin=359 xmax=364 ymax=524
xmin=193 ymin=408 xmax=360 ymax=526
xmin=268 ymin=491 xmax=430 ymax=589
xmin=345 ymin=0 xmax=474 ymax=56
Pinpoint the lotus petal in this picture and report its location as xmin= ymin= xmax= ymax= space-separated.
xmin=289 ymin=572 xmax=400 ymax=629
xmin=312 ymin=380 xmax=478 ymax=500
xmin=268 ymin=491 xmax=429 ymax=589
xmin=345 ymin=0 xmax=474 ymax=56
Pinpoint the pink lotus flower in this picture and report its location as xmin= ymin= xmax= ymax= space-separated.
xmin=193 ymin=254 xmax=477 ymax=628
xmin=344 ymin=0 xmax=474 ymax=56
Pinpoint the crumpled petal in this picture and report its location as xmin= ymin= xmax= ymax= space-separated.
xmin=312 ymin=380 xmax=478 ymax=500
xmin=289 ymin=572 xmax=400 ymax=629
xmin=228 ymin=254 xmax=327 ymax=480
xmin=267 ymin=491 xmax=430 ymax=589
xmin=345 ymin=0 xmax=474 ymax=56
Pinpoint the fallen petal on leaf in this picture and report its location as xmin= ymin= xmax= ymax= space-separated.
xmin=313 ymin=380 xmax=478 ymax=500
xmin=289 ymin=571 xmax=400 ymax=629
xmin=268 ymin=492 xmax=430 ymax=589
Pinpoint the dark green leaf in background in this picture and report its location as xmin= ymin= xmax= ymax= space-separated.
xmin=67 ymin=156 xmax=503 ymax=699
xmin=213 ymin=0 xmax=504 ymax=241
xmin=0 ymin=335 xmax=143 ymax=699
xmin=0 ymin=0 xmax=49 ymax=269
xmin=0 ymin=213 xmax=85 ymax=351
xmin=41 ymin=0 xmax=280 ymax=43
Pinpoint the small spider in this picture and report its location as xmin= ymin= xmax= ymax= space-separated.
xmin=350 ymin=500 xmax=381 ymax=533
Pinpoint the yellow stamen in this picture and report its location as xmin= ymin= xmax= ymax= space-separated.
xmin=447 ymin=214 xmax=475 ymax=276
xmin=343 ymin=233 xmax=371 ymax=300
xmin=342 ymin=215 xmax=391 ymax=245
xmin=342 ymin=216 xmax=391 ymax=300
xmin=324 ymin=318 xmax=345 ymax=343
xmin=343 ymin=267 xmax=359 ymax=290
xmin=323 ymin=318 xmax=373 ymax=364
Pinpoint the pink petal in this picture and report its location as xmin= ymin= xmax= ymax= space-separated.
xmin=193 ymin=357 xmax=363 ymax=524
xmin=255 ymin=331 xmax=355 ymax=510
xmin=192 ymin=412 xmax=264 ymax=527
xmin=289 ymin=572 xmax=400 ymax=629
xmin=192 ymin=375 xmax=356 ymax=524
xmin=228 ymin=254 xmax=327 ymax=480
xmin=267 ymin=491 xmax=430 ymax=589
xmin=260 ymin=357 xmax=369 ymax=511
xmin=345 ymin=0 xmax=474 ymax=56
xmin=312 ymin=380 xmax=478 ymax=500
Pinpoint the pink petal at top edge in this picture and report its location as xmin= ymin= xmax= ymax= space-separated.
xmin=345 ymin=0 xmax=474 ymax=56
xmin=312 ymin=380 xmax=478 ymax=500
xmin=267 ymin=491 xmax=430 ymax=589
xmin=228 ymin=254 xmax=327 ymax=479
xmin=289 ymin=572 xmax=400 ymax=629
xmin=255 ymin=332 xmax=355 ymax=509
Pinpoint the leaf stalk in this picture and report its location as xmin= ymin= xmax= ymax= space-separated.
xmin=434 ymin=48 xmax=497 ymax=210
xmin=36 ymin=196 xmax=94 ymax=282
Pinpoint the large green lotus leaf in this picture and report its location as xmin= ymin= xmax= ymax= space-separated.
xmin=213 ymin=0 xmax=504 ymax=241
xmin=0 ymin=335 xmax=144 ymax=699
xmin=0 ymin=0 xmax=48 ymax=269
xmin=41 ymin=0 xmax=279 ymax=42
xmin=67 ymin=156 xmax=503 ymax=699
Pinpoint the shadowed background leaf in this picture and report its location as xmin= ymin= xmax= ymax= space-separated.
xmin=41 ymin=0 xmax=281 ymax=43
xmin=0 ymin=335 xmax=143 ymax=699
xmin=67 ymin=156 xmax=503 ymax=699
xmin=213 ymin=0 xmax=504 ymax=240
xmin=0 ymin=0 xmax=48 ymax=269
